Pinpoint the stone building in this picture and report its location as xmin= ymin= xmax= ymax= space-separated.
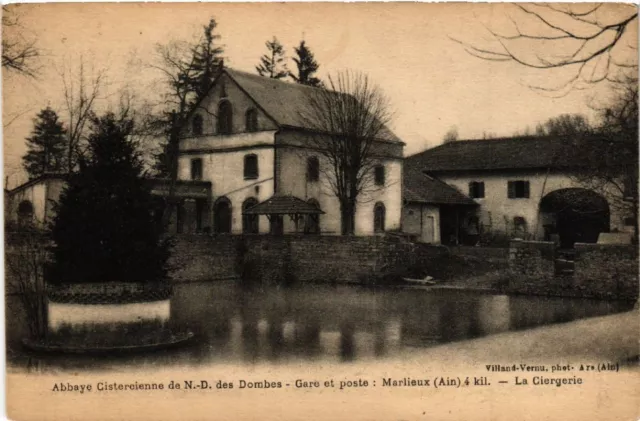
xmin=173 ymin=67 xmax=405 ymax=235
xmin=4 ymin=173 xmax=66 ymax=229
xmin=404 ymin=136 xmax=635 ymax=247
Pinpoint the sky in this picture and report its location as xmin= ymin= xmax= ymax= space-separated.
xmin=3 ymin=2 xmax=638 ymax=188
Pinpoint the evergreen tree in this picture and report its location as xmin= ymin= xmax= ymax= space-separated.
xmin=189 ymin=18 xmax=224 ymax=105
xmin=290 ymin=40 xmax=322 ymax=87
xmin=50 ymin=112 xmax=171 ymax=285
xmin=22 ymin=107 xmax=67 ymax=179
xmin=256 ymin=37 xmax=288 ymax=79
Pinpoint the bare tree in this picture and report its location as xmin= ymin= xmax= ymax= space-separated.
xmin=59 ymin=58 xmax=108 ymax=174
xmin=301 ymin=70 xmax=394 ymax=235
xmin=568 ymin=77 xmax=639 ymax=240
xmin=534 ymin=114 xmax=592 ymax=136
xmin=6 ymin=227 xmax=49 ymax=339
xmin=443 ymin=126 xmax=459 ymax=142
xmin=452 ymin=4 xmax=638 ymax=91
xmin=2 ymin=5 xmax=40 ymax=77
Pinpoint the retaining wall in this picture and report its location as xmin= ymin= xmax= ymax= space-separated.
xmin=507 ymin=239 xmax=638 ymax=300
xmin=168 ymin=234 xmax=448 ymax=283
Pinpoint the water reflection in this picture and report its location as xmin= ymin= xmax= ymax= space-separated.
xmin=5 ymin=281 xmax=635 ymax=372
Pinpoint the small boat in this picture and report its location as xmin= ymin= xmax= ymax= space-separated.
xmin=402 ymin=276 xmax=437 ymax=285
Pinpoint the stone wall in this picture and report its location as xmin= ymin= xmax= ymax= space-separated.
xmin=508 ymin=240 xmax=555 ymax=280
xmin=168 ymin=234 xmax=448 ymax=284
xmin=573 ymin=243 xmax=638 ymax=300
xmin=506 ymin=239 xmax=638 ymax=300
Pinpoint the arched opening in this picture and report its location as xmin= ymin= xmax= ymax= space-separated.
xmin=214 ymin=197 xmax=232 ymax=234
xmin=374 ymin=202 xmax=386 ymax=233
xmin=539 ymin=188 xmax=610 ymax=248
xmin=17 ymin=200 xmax=34 ymax=226
xmin=304 ymin=199 xmax=320 ymax=234
xmin=242 ymin=198 xmax=259 ymax=234
xmin=217 ymin=101 xmax=233 ymax=135
xmin=192 ymin=114 xmax=203 ymax=136
xmin=245 ymin=109 xmax=258 ymax=132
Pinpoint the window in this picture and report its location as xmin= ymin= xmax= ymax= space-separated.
xmin=190 ymin=158 xmax=203 ymax=181
xmin=217 ymin=101 xmax=232 ymax=135
xmin=508 ymin=180 xmax=530 ymax=199
xmin=374 ymin=202 xmax=386 ymax=233
xmin=374 ymin=165 xmax=385 ymax=186
xmin=307 ymin=156 xmax=319 ymax=182
xmin=468 ymin=181 xmax=485 ymax=199
xmin=244 ymin=154 xmax=258 ymax=179
xmin=17 ymin=200 xmax=34 ymax=226
xmin=192 ymin=115 xmax=203 ymax=136
xmin=242 ymin=198 xmax=259 ymax=234
xmin=245 ymin=109 xmax=258 ymax=132
xmin=304 ymin=199 xmax=321 ymax=234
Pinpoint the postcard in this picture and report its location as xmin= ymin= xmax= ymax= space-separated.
xmin=3 ymin=2 xmax=639 ymax=420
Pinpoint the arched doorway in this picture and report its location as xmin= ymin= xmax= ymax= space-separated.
xmin=17 ymin=200 xmax=34 ymax=226
xmin=539 ymin=188 xmax=610 ymax=248
xmin=242 ymin=198 xmax=259 ymax=234
xmin=214 ymin=197 xmax=232 ymax=234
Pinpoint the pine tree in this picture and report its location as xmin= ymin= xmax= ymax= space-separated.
xmin=50 ymin=112 xmax=171 ymax=285
xmin=189 ymin=18 xmax=224 ymax=105
xmin=291 ymin=40 xmax=322 ymax=87
xmin=22 ymin=107 xmax=67 ymax=179
xmin=256 ymin=37 xmax=288 ymax=79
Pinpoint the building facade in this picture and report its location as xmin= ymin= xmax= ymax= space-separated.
xmin=406 ymin=136 xmax=635 ymax=247
xmin=175 ymin=68 xmax=405 ymax=236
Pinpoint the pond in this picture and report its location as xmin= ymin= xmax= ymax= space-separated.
xmin=6 ymin=281 xmax=635 ymax=373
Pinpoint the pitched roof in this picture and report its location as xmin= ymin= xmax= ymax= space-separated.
xmin=403 ymin=166 xmax=477 ymax=206
xmin=408 ymin=136 xmax=583 ymax=173
xmin=243 ymin=195 xmax=325 ymax=215
xmin=224 ymin=68 xmax=403 ymax=144
xmin=7 ymin=173 xmax=66 ymax=195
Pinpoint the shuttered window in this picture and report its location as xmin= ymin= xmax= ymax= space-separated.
xmin=508 ymin=181 xmax=530 ymax=198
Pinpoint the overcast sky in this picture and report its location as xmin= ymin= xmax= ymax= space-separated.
xmin=3 ymin=2 xmax=637 ymax=188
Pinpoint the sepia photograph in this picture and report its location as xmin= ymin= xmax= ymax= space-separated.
xmin=3 ymin=2 xmax=639 ymax=420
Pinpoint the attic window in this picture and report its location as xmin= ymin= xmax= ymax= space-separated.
xmin=192 ymin=115 xmax=203 ymax=136
xmin=245 ymin=109 xmax=258 ymax=132
xmin=217 ymin=101 xmax=232 ymax=135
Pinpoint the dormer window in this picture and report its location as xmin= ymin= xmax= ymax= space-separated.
xmin=192 ymin=115 xmax=203 ymax=136
xmin=217 ymin=101 xmax=232 ymax=135
xmin=245 ymin=109 xmax=258 ymax=132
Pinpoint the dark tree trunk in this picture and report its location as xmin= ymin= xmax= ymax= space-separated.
xmin=339 ymin=199 xmax=356 ymax=235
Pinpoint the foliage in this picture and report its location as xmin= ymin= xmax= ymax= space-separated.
xmin=301 ymin=70 xmax=393 ymax=235
xmin=188 ymin=18 xmax=225 ymax=106
xmin=151 ymin=18 xmax=224 ymax=179
xmin=570 ymin=77 xmax=639 ymax=239
xmin=5 ymin=227 xmax=49 ymax=339
xmin=535 ymin=114 xmax=591 ymax=136
xmin=22 ymin=107 xmax=68 ymax=178
xmin=50 ymin=112 xmax=171 ymax=284
xmin=256 ymin=37 xmax=289 ymax=79
xmin=290 ymin=40 xmax=322 ymax=87
xmin=443 ymin=126 xmax=459 ymax=142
